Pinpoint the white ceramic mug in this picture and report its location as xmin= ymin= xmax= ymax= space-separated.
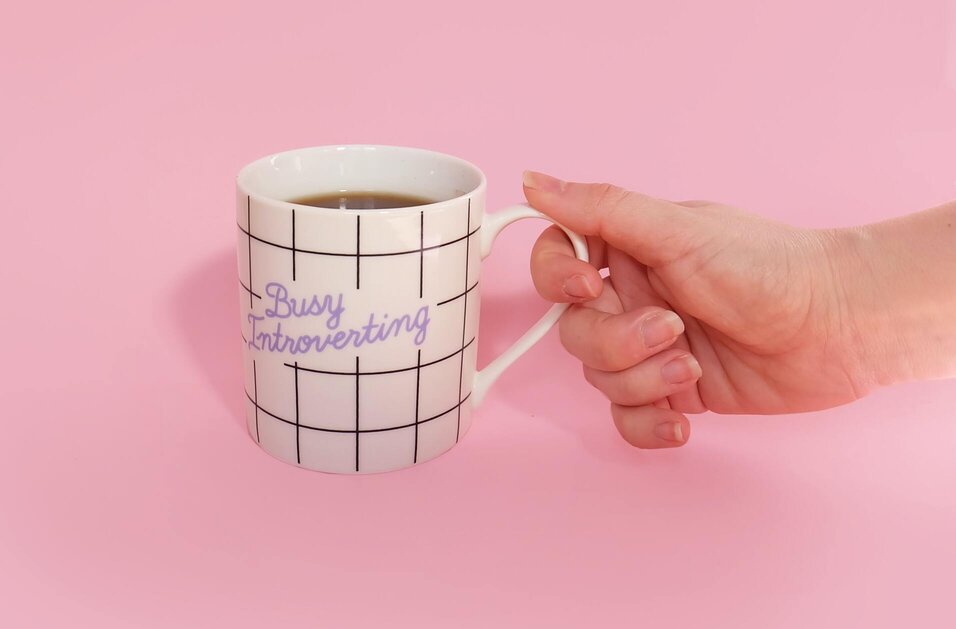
xmin=236 ymin=145 xmax=587 ymax=473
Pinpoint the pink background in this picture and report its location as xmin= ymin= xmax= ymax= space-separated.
xmin=2 ymin=1 xmax=955 ymax=626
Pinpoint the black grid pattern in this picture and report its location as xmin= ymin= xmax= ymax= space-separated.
xmin=239 ymin=196 xmax=480 ymax=471
xmin=455 ymin=202 xmax=472 ymax=442
xmin=237 ymin=202 xmax=480 ymax=297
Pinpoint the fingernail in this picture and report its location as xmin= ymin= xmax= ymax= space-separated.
xmin=654 ymin=422 xmax=685 ymax=443
xmin=641 ymin=311 xmax=684 ymax=348
xmin=661 ymin=354 xmax=702 ymax=385
xmin=522 ymin=170 xmax=566 ymax=193
xmin=562 ymin=274 xmax=597 ymax=299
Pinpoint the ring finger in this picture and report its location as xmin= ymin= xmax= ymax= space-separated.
xmin=583 ymin=349 xmax=702 ymax=406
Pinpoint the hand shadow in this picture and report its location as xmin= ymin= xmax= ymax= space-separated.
xmin=169 ymin=247 xmax=245 ymax=429
xmin=477 ymin=288 xmax=636 ymax=463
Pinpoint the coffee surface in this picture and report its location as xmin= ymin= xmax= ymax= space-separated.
xmin=288 ymin=191 xmax=436 ymax=209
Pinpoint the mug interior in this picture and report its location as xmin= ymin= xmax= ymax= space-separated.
xmin=238 ymin=145 xmax=485 ymax=207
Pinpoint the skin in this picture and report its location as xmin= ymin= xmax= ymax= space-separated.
xmin=523 ymin=171 xmax=956 ymax=449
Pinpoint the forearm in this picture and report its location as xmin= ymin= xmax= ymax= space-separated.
xmin=830 ymin=201 xmax=956 ymax=386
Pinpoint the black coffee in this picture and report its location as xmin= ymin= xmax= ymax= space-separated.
xmin=289 ymin=191 xmax=436 ymax=209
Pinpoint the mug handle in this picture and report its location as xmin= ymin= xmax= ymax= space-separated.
xmin=472 ymin=204 xmax=590 ymax=406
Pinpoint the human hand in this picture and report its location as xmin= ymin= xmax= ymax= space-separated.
xmin=524 ymin=171 xmax=883 ymax=448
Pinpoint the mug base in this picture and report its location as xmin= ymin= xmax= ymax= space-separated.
xmin=243 ymin=402 xmax=474 ymax=474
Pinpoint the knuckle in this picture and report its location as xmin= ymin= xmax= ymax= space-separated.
xmin=612 ymin=373 xmax=647 ymax=406
xmin=532 ymin=229 xmax=557 ymax=252
xmin=589 ymin=184 xmax=643 ymax=236
xmin=532 ymin=230 xmax=573 ymax=272
xmin=558 ymin=314 xmax=583 ymax=354
xmin=593 ymin=336 xmax=622 ymax=370
xmin=591 ymin=182 xmax=644 ymax=215
xmin=529 ymin=246 xmax=552 ymax=276
xmin=589 ymin=183 xmax=624 ymax=213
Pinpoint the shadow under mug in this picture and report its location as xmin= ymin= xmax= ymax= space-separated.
xmin=236 ymin=145 xmax=587 ymax=473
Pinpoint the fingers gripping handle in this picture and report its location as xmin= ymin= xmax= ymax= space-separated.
xmin=472 ymin=204 xmax=590 ymax=407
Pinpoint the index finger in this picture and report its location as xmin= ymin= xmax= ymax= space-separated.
xmin=530 ymin=225 xmax=604 ymax=302
xmin=523 ymin=170 xmax=699 ymax=266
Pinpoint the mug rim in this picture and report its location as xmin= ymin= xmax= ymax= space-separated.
xmin=236 ymin=144 xmax=487 ymax=215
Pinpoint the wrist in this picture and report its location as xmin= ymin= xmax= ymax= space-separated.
xmin=814 ymin=226 xmax=888 ymax=390
xmin=820 ymin=205 xmax=956 ymax=387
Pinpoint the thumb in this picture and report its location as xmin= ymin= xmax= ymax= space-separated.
xmin=522 ymin=170 xmax=700 ymax=266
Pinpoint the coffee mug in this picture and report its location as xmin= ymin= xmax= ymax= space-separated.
xmin=236 ymin=145 xmax=587 ymax=473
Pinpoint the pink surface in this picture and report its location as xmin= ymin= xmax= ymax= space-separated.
xmin=2 ymin=1 xmax=955 ymax=626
